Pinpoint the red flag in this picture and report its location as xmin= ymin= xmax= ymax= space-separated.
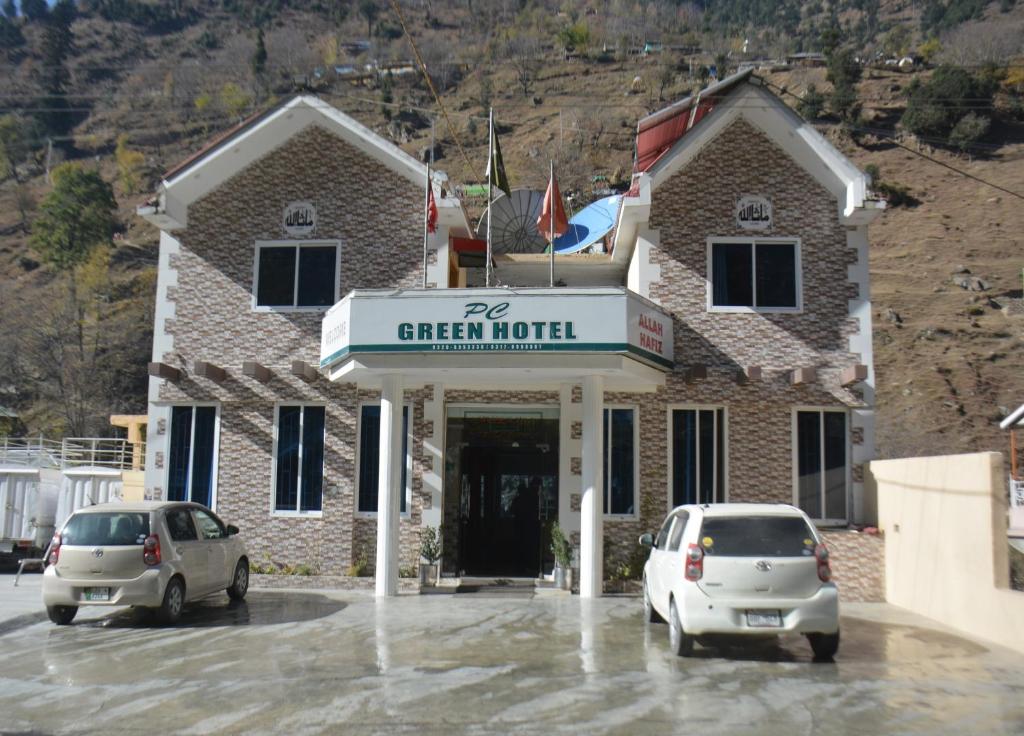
xmin=537 ymin=171 xmax=569 ymax=241
xmin=426 ymin=184 xmax=438 ymax=234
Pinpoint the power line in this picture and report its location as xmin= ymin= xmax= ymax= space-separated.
xmin=762 ymin=80 xmax=1024 ymax=202
xmin=854 ymin=130 xmax=1024 ymax=201
xmin=4 ymin=55 xmax=1022 ymax=73
xmin=5 ymin=75 xmax=1022 ymax=200
xmin=387 ymin=0 xmax=476 ymax=184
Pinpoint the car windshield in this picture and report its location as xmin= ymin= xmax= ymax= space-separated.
xmin=699 ymin=515 xmax=816 ymax=557
xmin=62 ymin=512 xmax=150 ymax=546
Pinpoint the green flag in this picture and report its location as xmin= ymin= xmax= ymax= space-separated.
xmin=486 ymin=118 xmax=511 ymax=198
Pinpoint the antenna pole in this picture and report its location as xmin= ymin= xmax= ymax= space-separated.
xmin=422 ymin=163 xmax=430 ymax=289
xmin=549 ymin=160 xmax=555 ymax=288
xmin=486 ymin=107 xmax=494 ymax=288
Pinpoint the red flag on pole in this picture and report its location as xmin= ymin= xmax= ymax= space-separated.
xmin=426 ymin=182 xmax=438 ymax=234
xmin=537 ymin=170 xmax=569 ymax=241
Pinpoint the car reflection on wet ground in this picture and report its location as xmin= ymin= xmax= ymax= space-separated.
xmin=79 ymin=591 xmax=348 ymax=628
xmin=0 ymin=584 xmax=1022 ymax=735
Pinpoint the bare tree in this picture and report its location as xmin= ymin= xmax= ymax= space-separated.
xmin=1 ymin=251 xmax=153 ymax=436
xmin=939 ymin=21 xmax=1024 ymax=67
xmin=507 ymin=34 xmax=542 ymax=96
xmin=267 ymin=26 xmax=320 ymax=81
xmin=419 ymin=36 xmax=461 ymax=93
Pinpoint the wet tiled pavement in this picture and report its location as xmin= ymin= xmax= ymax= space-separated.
xmin=1 ymin=579 xmax=1022 ymax=735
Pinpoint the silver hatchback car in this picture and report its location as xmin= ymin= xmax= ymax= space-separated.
xmin=42 ymin=501 xmax=249 ymax=625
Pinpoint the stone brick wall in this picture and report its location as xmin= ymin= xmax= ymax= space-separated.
xmin=149 ymin=114 xmax=873 ymax=583
xmin=161 ymin=124 xmax=423 ymax=373
xmin=821 ymin=529 xmax=885 ymax=602
xmin=153 ymin=124 xmax=429 ymax=575
xmin=600 ymin=118 xmax=870 ymax=574
xmin=648 ymin=119 xmax=861 ymax=385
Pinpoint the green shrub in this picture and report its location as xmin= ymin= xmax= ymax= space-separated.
xmin=420 ymin=525 xmax=442 ymax=565
xmin=902 ymin=66 xmax=995 ymax=144
xmin=348 ymin=549 xmax=370 ymax=577
xmin=874 ymin=181 xmax=918 ymax=208
xmin=948 ymin=111 xmax=990 ymax=153
xmin=550 ymin=523 xmax=572 ymax=568
xmin=826 ymin=48 xmax=862 ymax=122
xmin=797 ymin=84 xmax=825 ymax=120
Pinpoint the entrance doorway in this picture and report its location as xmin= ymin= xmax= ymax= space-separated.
xmin=445 ymin=408 xmax=558 ymax=578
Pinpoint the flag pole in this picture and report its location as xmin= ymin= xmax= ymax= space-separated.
xmin=422 ymin=163 xmax=430 ymax=289
xmin=549 ymin=160 xmax=554 ymax=288
xmin=485 ymin=107 xmax=493 ymax=288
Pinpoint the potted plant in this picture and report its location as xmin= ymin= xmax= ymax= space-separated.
xmin=550 ymin=523 xmax=573 ymax=590
xmin=419 ymin=525 xmax=441 ymax=586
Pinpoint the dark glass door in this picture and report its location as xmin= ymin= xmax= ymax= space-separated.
xmin=459 ymin=447 xmax=557 ymax=577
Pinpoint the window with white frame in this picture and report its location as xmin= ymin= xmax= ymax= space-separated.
xmin=274 ymin=405 xmax=325 ymax=513
xmin=795 ymin=409 xmax=848 ymax=522
xmin=167 ymin=405 xmax=218 ymax=508
xmin=357 ymin=404 xmax=410 ymax=514
xmin=254 ymin=241 xmax=339 ymax=309
xmin=603 ymin=407 xmax=636 ymax=515
xmin=708 ymin=239 xmax=800 ymax=311
xmin=670 ymin=407 xmax=725 ymax=507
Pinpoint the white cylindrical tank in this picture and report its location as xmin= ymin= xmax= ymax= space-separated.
xmin=35 ymin=468 xmax=61 ymax=548
xmin=56 ymin=467 xmax=124 ymax=529
xmin=0 ymin=467 xmax=60 ymax=550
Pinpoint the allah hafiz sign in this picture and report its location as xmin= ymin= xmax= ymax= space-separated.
xmin=283 ymin=201 xmax=316 ymax=236
xmin=735 ymin=195 xmax=772 ymax=231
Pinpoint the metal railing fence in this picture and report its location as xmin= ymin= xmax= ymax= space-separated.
xmin=0 ymin=436 xmax=145 ymax=471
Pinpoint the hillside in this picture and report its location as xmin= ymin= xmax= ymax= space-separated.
xmin=0 ymin=0 xmax=1023 ymax=460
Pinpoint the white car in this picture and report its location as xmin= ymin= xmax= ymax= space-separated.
xmin=42 ymin=501 xmax=249 ymax=625
xmin=640 ymin=503 xmax=839 ymax=659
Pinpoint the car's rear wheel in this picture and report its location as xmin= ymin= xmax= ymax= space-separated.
xmin=807 ymin=630 xmax=840 ymax=660
xmin=157 ymin=577 xmax=185 ymax=625
xmin=47 ymin=605 xmax=77 ymax=625
xmin=643 ymin=577 xmax=664 ymax=623
xmin=226 ymin=559 xmax=249 ymax=601
xmin=668 ymin=599 xmax=695 ymax=657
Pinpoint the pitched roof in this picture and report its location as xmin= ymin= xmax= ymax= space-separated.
xmin=633 ymin=69 xmax=754 ymax=175
xmin=612 ymin=72 xmax=883 ymax=266
xmin=162 ymin=99 xmax=291 ymax=182
xmin=141 ymin=95 xmax=468 ymax=233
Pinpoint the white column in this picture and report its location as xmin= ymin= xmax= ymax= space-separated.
xmin=375 ymin=374 xmax=404 ymax=597
xmin=579 ymin=374 xmax=604 ymax=598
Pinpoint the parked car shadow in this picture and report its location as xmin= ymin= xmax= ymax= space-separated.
xmin=79 ymin=592 xmax=347 ymax=629
xmin=658 ymin=615 xmax=988 ymax=664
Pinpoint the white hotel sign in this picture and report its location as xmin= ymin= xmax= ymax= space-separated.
xmin=320 ymin=288 xmax=674 ymax=371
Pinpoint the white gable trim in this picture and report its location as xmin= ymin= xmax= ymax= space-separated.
xmin=145 ymin=95 xmax=463 ymax=231
xmin=647 ymin=83 xmax=874 ymax=223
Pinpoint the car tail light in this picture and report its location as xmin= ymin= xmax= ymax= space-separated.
xmin=815 ymin=543 xmax=832 ymax=582
xmin=143 ymin=534 xmax=161 ymax=566
xmin=48 ymin=534 xmax=61 ymax=565
xmin=685 ymin=543 xmax=703 ymax=581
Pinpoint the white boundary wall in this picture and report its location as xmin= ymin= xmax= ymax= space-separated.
xmin=873 ymin=452 xmax=1024 ymax=654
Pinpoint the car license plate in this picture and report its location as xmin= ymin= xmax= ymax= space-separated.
xmin=747 ymin=610 xmax=781 ymax=627
xmin=83 ymin=587 xmax=110 ymax=602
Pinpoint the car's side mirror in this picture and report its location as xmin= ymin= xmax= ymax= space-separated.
xmin=226 ymin=524 xmax=240 ymax=536
xmin=638 ymin=532 xmax=655 ymax=548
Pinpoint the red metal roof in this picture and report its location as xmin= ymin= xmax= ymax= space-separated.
xmin=631 ymin=69 xmax=754 ymax=184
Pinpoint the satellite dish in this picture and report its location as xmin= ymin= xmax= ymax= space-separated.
xmin=553 ymin=195 xmax=621 ymax=254
xmin=475 ymin=189 xmax=548 ymax=254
